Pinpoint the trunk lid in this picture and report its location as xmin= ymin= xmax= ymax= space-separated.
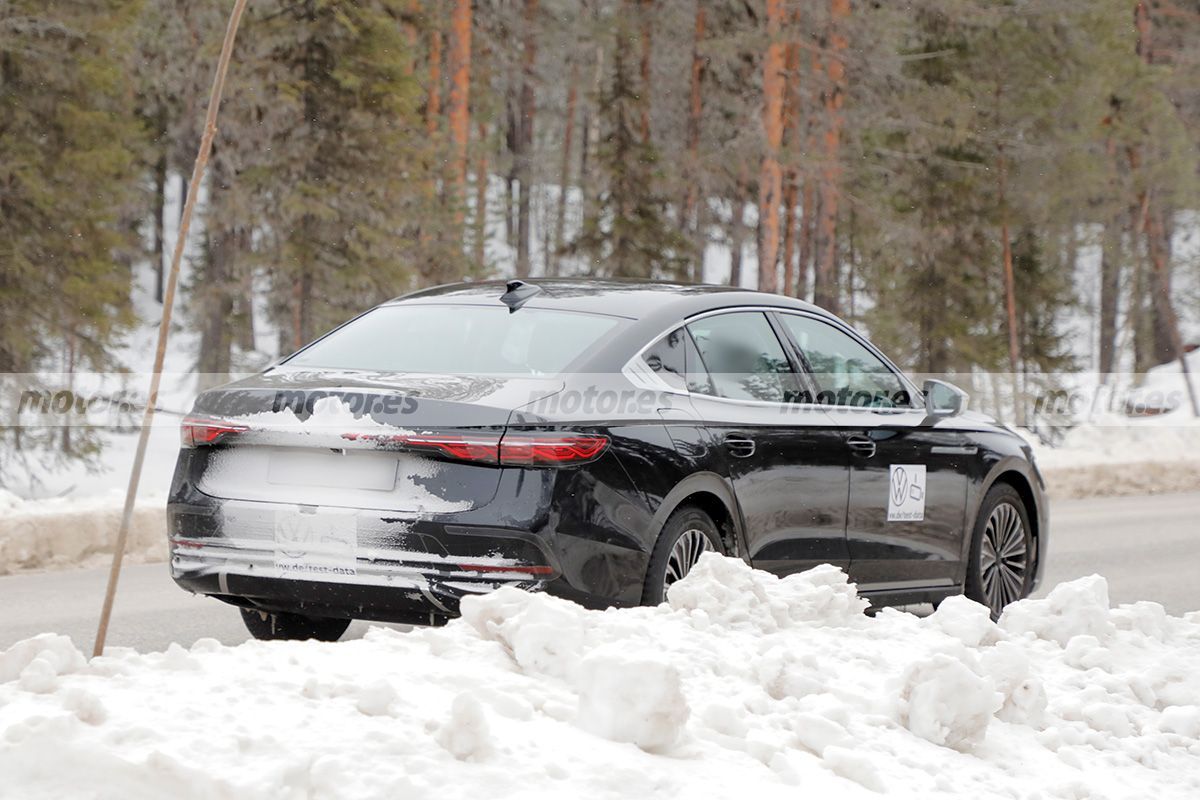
xmin=189 ymin=368 xmax=563 ymax=513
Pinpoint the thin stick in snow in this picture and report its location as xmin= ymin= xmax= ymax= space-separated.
xmin=93 ymin=0 xmax=251 ymax=658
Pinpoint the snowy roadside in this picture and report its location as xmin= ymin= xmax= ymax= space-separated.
xmin=1025 ymin=410 xmax=1200 ymax=499
xmin=1 ymin=555 xmax=1198 ymax=799
xmin=0 ymin=490 xmax=167 ymax=576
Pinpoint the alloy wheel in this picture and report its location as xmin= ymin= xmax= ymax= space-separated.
xmin=979 ymin=501 xmax=1027 ymax=616
xmin=664 ymin=528 xmax=711 ymax=588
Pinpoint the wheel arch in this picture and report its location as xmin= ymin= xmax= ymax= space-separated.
xmin=646 ymin=472 xmax=746 ymax=560
xmin=972 ymin=458 xmax=1048 ymax=592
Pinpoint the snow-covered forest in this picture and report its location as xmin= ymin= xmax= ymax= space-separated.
xmin=4 ymin=0 xmax=1200 ymax=382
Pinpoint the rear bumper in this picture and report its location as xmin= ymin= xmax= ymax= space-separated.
xmin=167 ymin=493 xmax=652 ymax=623
xmin=168 ymin=507 xmax=559 ymax=623
xmin=172 ymin=560 xmax=542 ymax=626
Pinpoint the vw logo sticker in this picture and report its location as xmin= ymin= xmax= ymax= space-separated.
xmin=888 ymin=464 xmax=927 ymax=521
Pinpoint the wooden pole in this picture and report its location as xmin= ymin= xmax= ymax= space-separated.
xmin=93 ymin=0 xmax=250 ymax=658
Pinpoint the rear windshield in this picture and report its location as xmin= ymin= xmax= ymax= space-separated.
xmin=285 ymin=304 xmax=625 ymax=375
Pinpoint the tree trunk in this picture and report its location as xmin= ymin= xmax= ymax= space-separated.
xmin=402 ymin=0 xmax=419 ymax=76
xmin=780 ymin=6 xmax=801 ymax=296
xmin=1143 ymin=195 xmax=1199 ymax=414
xmin=447 ymin=0 xmax=472 ymax=230
xmin=427 ymin=23 xmax=442 ymax=136
xmin=421 ymin=14 xmax=443 ymax=279
xmin=505 ymin=95 xmax=518 ymax=245
xmin=551 ymin=64 xmax=579 ymax=274
xmin=199 ymin=163 xmax=236 ymax=380
xmin=1098 ymin=221 xmax=1121 ymax=375
xmin=846 ymin=205 xmax=856 ymax=320
xmin=515 ymin=0 xmax=538 ymax=278
xmin=796 ymin=29 xmax=820 ymax=302
xmin=996 ymin=85 xmax=1022 ymax=424
xmin=781 ymin=181 xmax=799 ymax=298
xmin=680 ymin=4 xmax=706 ymax=281
xmin=796 ymin=177 xmax=814 ymax=300
xmin=638 ymin=0 xmax=653 ymax=145
xmin=1128 ymin=201 xmax=1153 ymax=374
xmin=756 ymin=0 xmax=786 ymax=294
xmin=579 ymin=40 xmax=604 ymax=242
xmin=292 ymin=270 xmax=312 ymax=352
xmin=473 ymin=119 xmax=489 ymax=269
xmin=152 ymin=109 xmax=167 ymax=304
xmin=813 ymin=0 xmax=847 ymax=313
xmin=1149 ymin=203 xmax=1175 ymax=363
xmin=729 ymin=172 xmax=749 ymax=288
xmin=235 ymin=259 xmax=255 ymax=353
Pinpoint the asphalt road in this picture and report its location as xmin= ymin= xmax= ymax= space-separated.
xmin=2 ymin=491 xmax=1197 ymax=654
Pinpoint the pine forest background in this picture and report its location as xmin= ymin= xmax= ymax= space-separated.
xmin=3 ymin=0 xmax=1200 ymax=416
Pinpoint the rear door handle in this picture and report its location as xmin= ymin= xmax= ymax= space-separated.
xmin=723 ymin=434 xmax=756 ymax=458
xmin=846 ymin=434 xmax=876 ymax=458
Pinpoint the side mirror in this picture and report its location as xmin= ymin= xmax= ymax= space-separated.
xmin=923 ymin=379 xmax=967 ymax=417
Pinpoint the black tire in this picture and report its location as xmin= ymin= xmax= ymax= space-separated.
xmin=965 ymin=483 xmax=1034 ymax=619
xmin=239 ymin=608 xmax=351 ymax=642
xmin=641 ymin=505 xmax=724 ymax=605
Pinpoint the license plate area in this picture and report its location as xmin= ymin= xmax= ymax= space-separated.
xmin=274 ymin=509 xmax=358 ymax=579
xmin=267 ymin=450 xmax=398 ymax=491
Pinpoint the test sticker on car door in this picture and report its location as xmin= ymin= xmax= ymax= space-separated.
xmin=888 ymin=465 xmax=926 ymax=521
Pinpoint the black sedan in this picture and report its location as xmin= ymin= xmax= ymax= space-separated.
xmin=167 ymin=279 xmax=1047 ymax=640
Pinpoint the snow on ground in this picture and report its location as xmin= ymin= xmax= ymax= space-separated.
xmin=1024 ymin=381 xmax=1200 ymax=498
xmin=1 ymin=555 xmax=1198 ymax=800
xmin=0 ymin=489 xmax=166 ymax=576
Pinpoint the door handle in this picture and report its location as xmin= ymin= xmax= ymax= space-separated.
xmin=723 ymin=434 xmax=756 ymax=458
xmin=846 ymin=434 xmax=876 ymax=458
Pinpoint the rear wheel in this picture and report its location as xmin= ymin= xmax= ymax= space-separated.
xmin=239 ymin=608 xmax=351 ymax=642
xmin=642 ymin=506 xmax=723 ymax=605
xmin=965 ymin=484 xmax=1033 ymax=619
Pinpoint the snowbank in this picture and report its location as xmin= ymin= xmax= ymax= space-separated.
xmin=0 ymin=489 xmax=166 ymax=575
xmin=2 ymin=556 xmax=1199 ymax=799
xmin=1025 ymin=401 xmax=1200 ymax=498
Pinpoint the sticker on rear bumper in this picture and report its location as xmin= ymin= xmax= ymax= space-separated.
xmin=888 ymin=465 xmax=926 ymax=521
xmin=274 ymin=510 xmax=358 ymax=578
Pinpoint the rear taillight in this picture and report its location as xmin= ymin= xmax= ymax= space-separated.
xmin=342 ymin=431 xmax=609 ymax=466
xmin=392 ymin=433 xmax=502 ymax=464
xmin=181 ymin=417 xmax=249 ymax=448
xmin=499 ymin=434 xmax=609 ymax=465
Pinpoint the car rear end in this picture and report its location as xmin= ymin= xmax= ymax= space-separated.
xmin=167 ymin=300 xmax=644 ymax=624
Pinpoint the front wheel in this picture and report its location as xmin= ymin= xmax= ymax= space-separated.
xmin=239 ymin=608 xmax=351 ymax=642
xmin=641 ymin=505 xmax=723 ymax=605
xmin=965 ymin=484 xmax=1033 ymax=619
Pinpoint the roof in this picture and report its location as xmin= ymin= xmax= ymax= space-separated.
xmin=387 ymin=278 xmax=829 ymax=323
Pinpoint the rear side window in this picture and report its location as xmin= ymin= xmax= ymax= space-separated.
xmin=777 ymin=314 xmax=912 ymax=407
xmin=685 ymin=312 xmax=796 ymax=402
xmin=641 ymin=328 xmax=712 ymax=394
xmin=286 ymin=305 xmax=625 ymax=375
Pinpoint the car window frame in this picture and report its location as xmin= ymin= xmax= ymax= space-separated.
xmin=767 ymin=309 xmax=922 ymax=411
xmin=626 ymin=307 xmax=816 ymax=408
xmin=682 ymin=310 xmax=807 ymax=404
xmin=623 ymin=306 xmax=921 ymax=412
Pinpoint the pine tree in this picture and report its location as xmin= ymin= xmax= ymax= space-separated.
xmin=230 ymin=0 xmax=444 ymax=346
xmin=573 ymin=1 xmax=687 ymax=278
xmin=0 ymin=0 xmax=143 ymax=373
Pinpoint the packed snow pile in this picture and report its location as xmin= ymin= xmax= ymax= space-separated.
xmin=3 ymin=557 xmax=1200 ymax=799
xmin=1025 ymin=401 xmax=1200 ymax=498
xmin=0 ymin=489 xmax=166 ymax=575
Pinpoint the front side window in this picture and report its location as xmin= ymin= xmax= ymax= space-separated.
xmin=777 ymin=314 xmax=911 ymax=408
xmin=286 ymin=305 xmax=625 ymax=375
xmin=686 ymin=312 xmax=796 ymax=402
